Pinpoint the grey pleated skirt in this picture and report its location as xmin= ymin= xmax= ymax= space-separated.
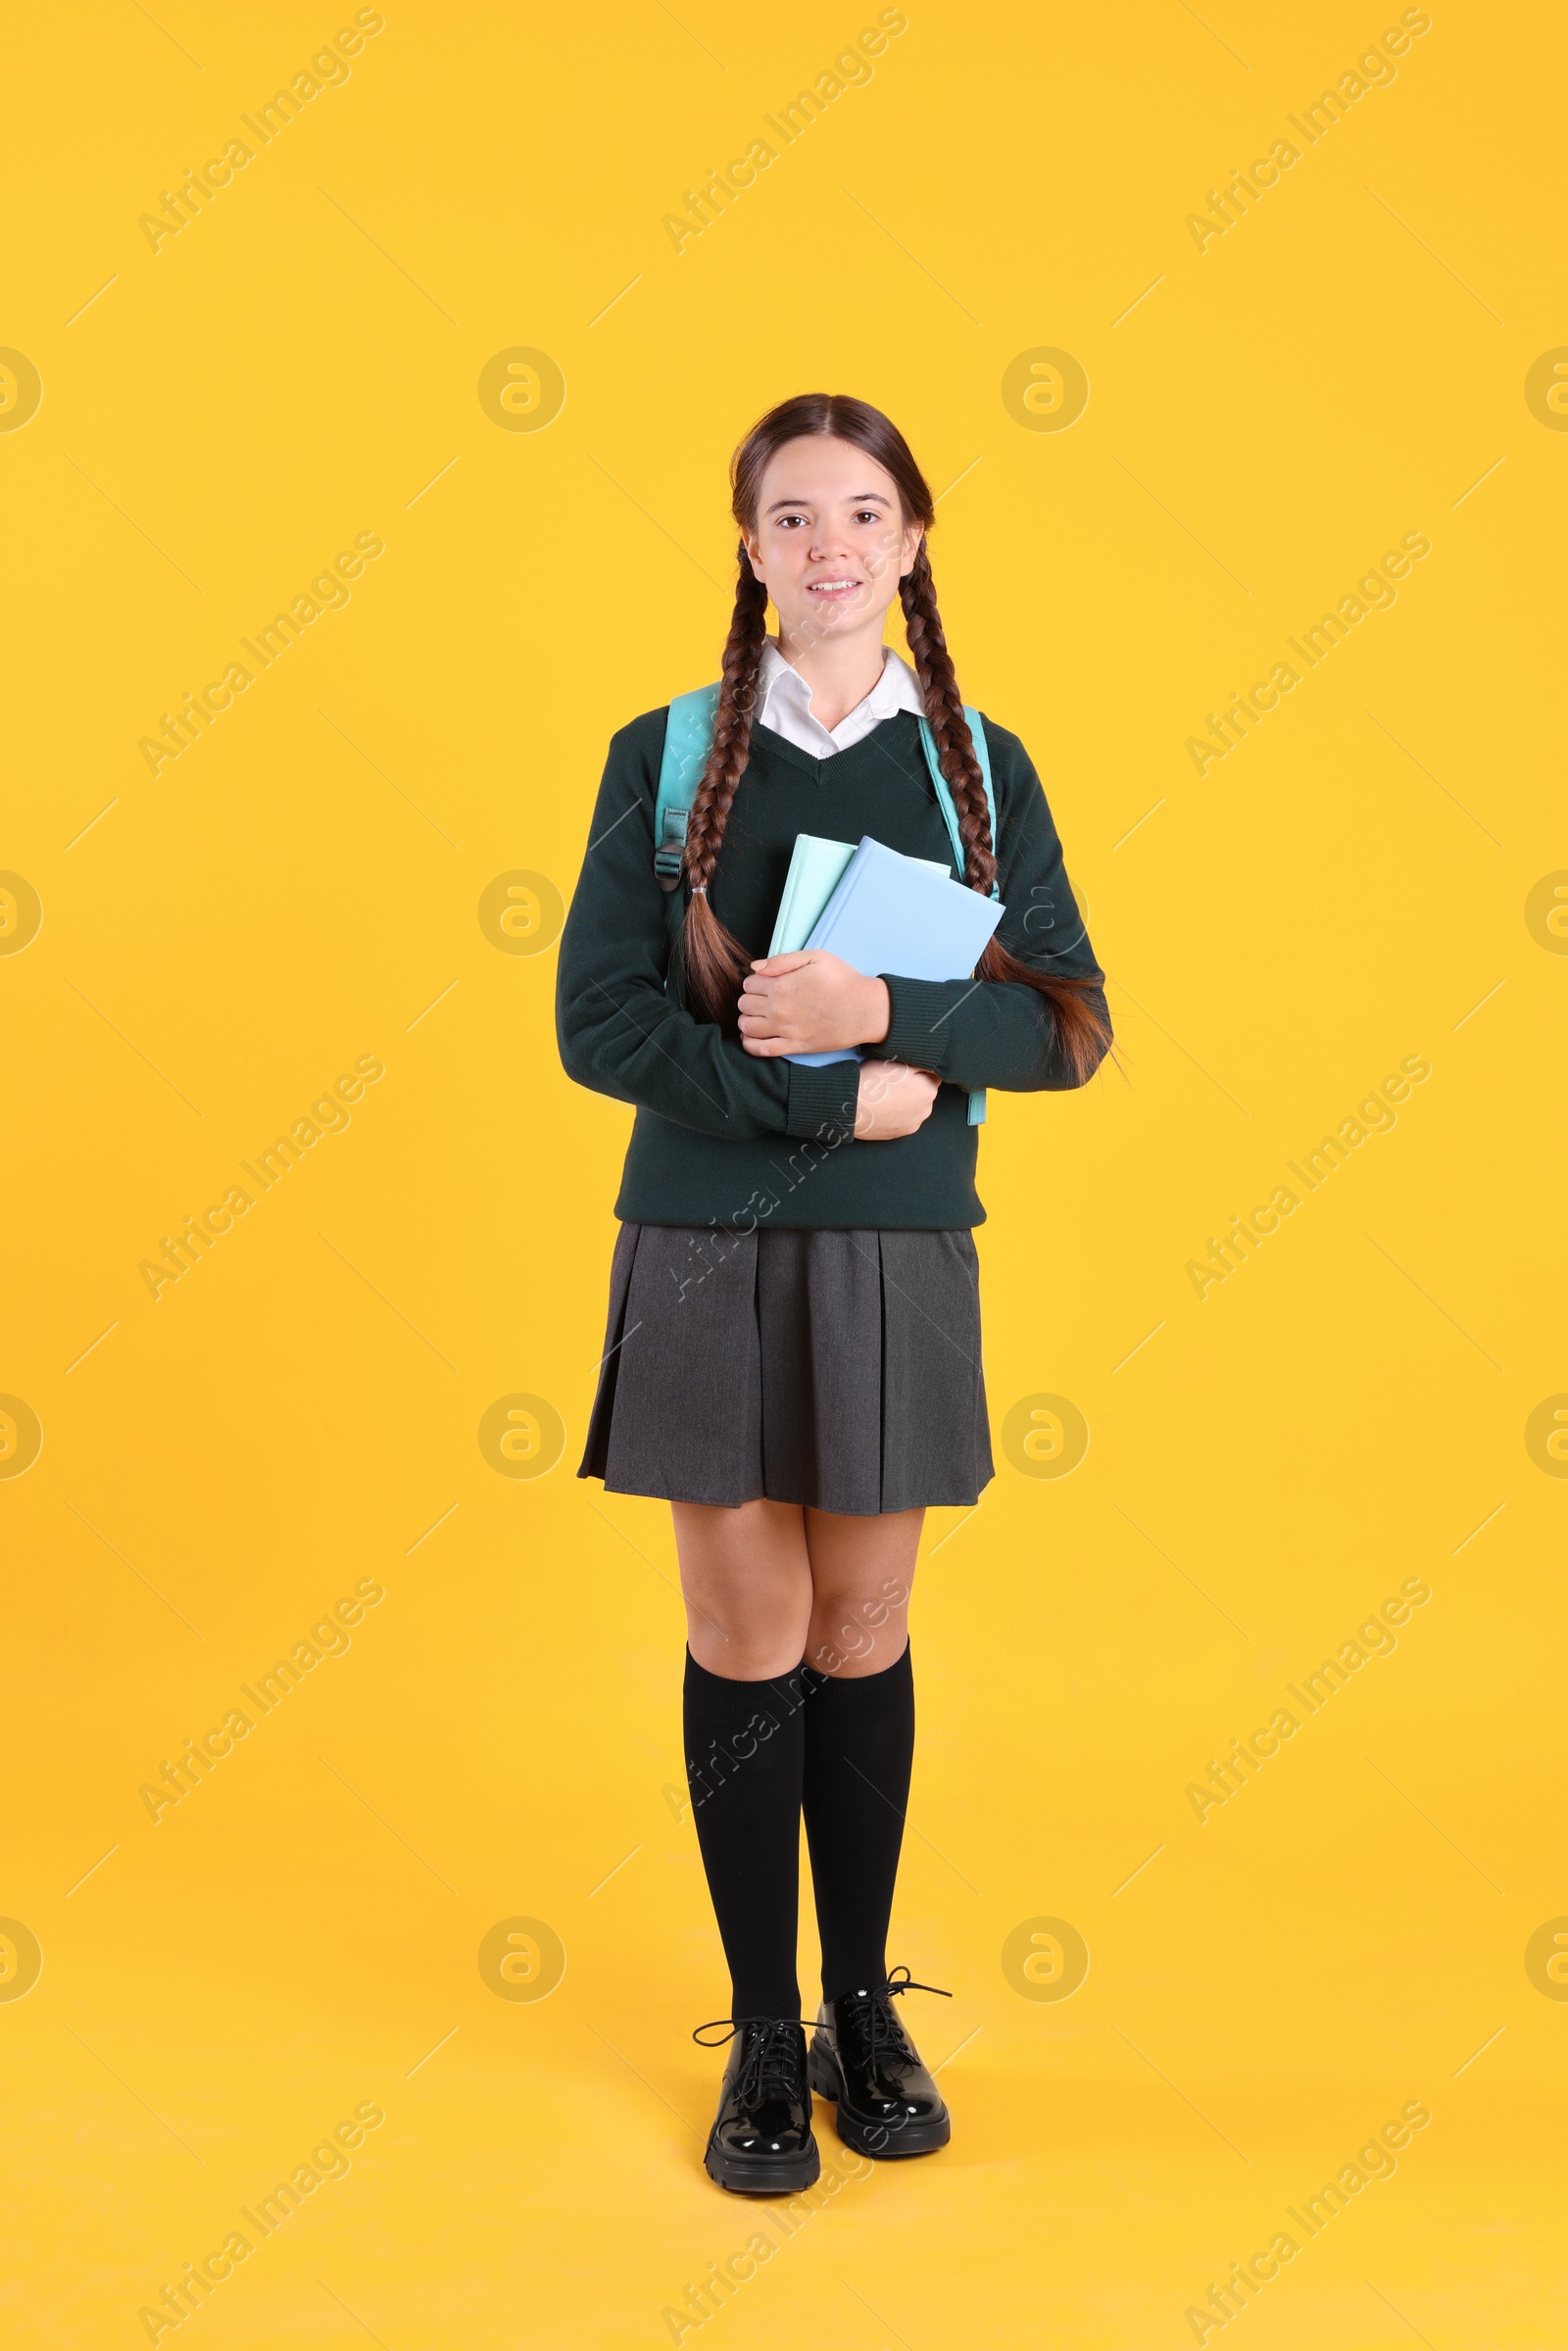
xmin=578 ymin=1223 xmax=995 ymax=1515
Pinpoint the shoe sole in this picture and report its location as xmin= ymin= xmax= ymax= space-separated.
xmin=704 ymin=2138 xmax=820 ymax=2196
xmin=808 ymin=2041 xmax=952 ymax=2160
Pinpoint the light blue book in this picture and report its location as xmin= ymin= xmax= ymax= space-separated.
xmin=765 ymin=834 xmax=949 ymax=958
xmin=785 ymin=834 xmax=1005 ymax=1068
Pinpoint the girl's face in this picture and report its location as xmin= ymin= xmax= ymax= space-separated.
xmin=742 ymin=435 xmax=923 ymax=649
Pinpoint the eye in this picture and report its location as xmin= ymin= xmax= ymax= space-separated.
xmin=854 ymin=509 xmax=883 ymax=523
xmin=775 ymin=513 xmax=807 ymax=529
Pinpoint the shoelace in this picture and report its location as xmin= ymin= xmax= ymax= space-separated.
xmin=691 ymin=2015 xmax=813 ymax=2109
xmin=827 ymin=1966 xmax=952 ymax=2066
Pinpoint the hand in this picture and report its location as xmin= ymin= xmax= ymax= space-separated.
xmin=738 ymin=951 xmax=891 ymax=1056
xmin=855 ymin=1060 xmax=939 ymax=1141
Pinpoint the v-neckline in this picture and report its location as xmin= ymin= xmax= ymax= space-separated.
xmin=748 ymin=711 xmax=925 ymax=786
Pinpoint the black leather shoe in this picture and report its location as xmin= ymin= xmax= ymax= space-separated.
xmin=808 ymin=1966 xmax=952 ymax=2159
xmin=695 ymin=2017 xmax=820 ymax=2195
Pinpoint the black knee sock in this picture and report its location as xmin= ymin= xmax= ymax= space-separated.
xmin=682 ymin=1649 xmax=808 ymax=2022
xmin=801 ymin=1642 xmax=915 ymax=2001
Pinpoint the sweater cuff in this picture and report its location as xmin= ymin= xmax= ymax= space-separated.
xmin=862 ymin=977 xmax=957 ymax=1075
xmin=785 ymin=1058 xmax=860 ymax=1144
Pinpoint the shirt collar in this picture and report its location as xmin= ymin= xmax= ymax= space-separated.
xmin=756 ymin=638 xmax=925 ymax=731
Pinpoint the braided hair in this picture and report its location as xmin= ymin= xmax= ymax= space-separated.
xmin=678 ymin=393 xmax=1111 ymax=1084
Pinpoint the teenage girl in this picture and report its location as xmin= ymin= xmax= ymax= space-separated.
xmin=557 ymin=392 xmax=1110 ymax=2194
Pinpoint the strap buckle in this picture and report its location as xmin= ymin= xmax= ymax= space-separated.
xmin=654 ymin=803 xmax=689 ymax=892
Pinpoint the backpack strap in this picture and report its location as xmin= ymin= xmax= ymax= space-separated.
xmin=916 ymin=710 xmax=997 ymax=893
xmin=916 ymin=710 xmax=997 ymax=1128
xmin=654 ymin=683 xmax=721 ymax=890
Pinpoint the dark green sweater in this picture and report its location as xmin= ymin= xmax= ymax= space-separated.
xmin=555 ymin=706 xmax=1109 ymax=1229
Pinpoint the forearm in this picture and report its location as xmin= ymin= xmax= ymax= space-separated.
xmin=559 ymin=962 xmax=873 ymax=1141
xmin=865 ymin=972 xmax=1110 ymax=1091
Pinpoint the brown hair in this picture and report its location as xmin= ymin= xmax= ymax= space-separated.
xmin=678 ymin=392 xmax=1110 ymax=1083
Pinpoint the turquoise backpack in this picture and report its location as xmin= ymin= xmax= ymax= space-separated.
xmin=652 ymin=683 xmax=998 ymax=1126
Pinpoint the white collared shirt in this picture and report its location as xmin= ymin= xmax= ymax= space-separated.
xmin=754 ymin=637 xmax=925 ymax=758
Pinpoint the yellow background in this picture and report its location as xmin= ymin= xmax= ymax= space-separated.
xmin=4 ymin=0 xmax=1564 ymax=2343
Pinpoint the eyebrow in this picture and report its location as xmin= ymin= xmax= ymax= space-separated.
xmin=764 ymin=490 xmax=891 ymax=514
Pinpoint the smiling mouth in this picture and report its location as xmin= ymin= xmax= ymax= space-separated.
xmin=806 ymin=577 xmax=862 ymax=596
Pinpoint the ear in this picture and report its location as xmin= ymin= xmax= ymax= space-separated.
xmin=899 ymin=525 xmax=925 ymax=581
xmin=741 ymin=527 xmax=766 ymax=587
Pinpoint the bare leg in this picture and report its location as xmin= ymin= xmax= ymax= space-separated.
xmin=671 ymin=1497 xmax=813 ymax=1678
xmin=802 ymin=1506 xmax=923 ymax=1678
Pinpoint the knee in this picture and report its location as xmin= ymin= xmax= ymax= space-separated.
xmin=688 ymin=1620 xmax=812 ymax=1680
xmin=806 ymin=1579 xmax=909 ymax=1674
